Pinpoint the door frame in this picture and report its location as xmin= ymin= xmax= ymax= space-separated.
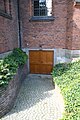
xmin=22 ymin=48 xmax=55 ymax=74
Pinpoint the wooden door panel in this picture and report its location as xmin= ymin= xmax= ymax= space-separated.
xmin=46 ymin=52 xmax=53 ymax=63
xmin=40 ymin=51 xmax=46 ymax=64
xmin=29 ymin=50 xmax=54 ymax=74
xmin=46 ymin=65 xmax=53 ymax=74
xmin=30 ymin=64 xmax=40 ymax=74
xmin=41 ymin=51 xmax=53 ymax=64
xmin=39 ymin=65 xmax=53 ymax=74
xmin=29 ymin=51 xmax=40 ymax=64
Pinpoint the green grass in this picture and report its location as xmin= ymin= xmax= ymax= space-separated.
xmin=52 ymin=61 xmax=80 ymax=120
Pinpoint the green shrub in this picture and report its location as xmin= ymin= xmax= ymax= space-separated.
xmin=0 ymin=48 xmax=28 ymax=86
xmin=52 ymin=61 xmax=80 ymax=120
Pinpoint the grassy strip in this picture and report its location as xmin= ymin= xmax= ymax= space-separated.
xmin=0 ymin=48 xmax=28 ymax=87
xmin=52 ymin=61 xmax=80 ymax=120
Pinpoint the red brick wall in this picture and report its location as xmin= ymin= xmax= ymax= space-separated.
xmin=20 ymin=0 xmax=80 ymax=50
xmin=0 ymin=0 xmax=80 ymax=53
xmin=0 ymin=0 xmax=18 ymax=53
xmin=20 ymin=0 xmax=67 ymax=49
xmin=66 ymin=0 xmax=80 ymax=50
xmin=72 ymin=4 xmax=80 ymax=50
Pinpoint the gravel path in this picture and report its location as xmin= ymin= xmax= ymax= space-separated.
xmin=0 ymin=74 xmax=64 ymax=120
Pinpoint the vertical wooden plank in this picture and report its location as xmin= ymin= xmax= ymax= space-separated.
xmin=29 ymin=50 xmax=40 ymax=64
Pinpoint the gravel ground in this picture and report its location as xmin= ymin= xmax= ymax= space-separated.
xmin=0 ymin=74 xmax=64 ymax=120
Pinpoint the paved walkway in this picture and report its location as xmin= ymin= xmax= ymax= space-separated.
xmin=1 ymin=74 xmax=64 ymax=120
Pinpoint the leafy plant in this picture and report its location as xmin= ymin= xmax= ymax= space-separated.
xmin=52 ymin=61 xmax=80 ymax=120
xmin=0 ymin=48 xmax=28 ymax=86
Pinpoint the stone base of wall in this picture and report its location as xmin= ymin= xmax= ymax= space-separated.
xmin=0 ymin=51 xmax=12 ymax=59
xmin=23 ymin=48 xmax=80 ymax=67
xmin=0 ymin=63 xmax=28 ymax=118
xmin=54 ymin=49 xmax=80 ymax=65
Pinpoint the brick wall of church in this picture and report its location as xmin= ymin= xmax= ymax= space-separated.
xmin=20 ymin=0 xmax=80 ymax=50
xmin=0 ymin=0 xmax=18 ymax=53
xmin=0 ymin=0 xmax=80 ymax=53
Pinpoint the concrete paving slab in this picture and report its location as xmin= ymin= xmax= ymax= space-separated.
xmin=0 ymin=74 xmax=64 ymax=120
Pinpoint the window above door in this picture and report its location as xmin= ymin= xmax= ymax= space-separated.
xmin=34 ymin=0 xmax=52 ymax=16
xmin=30 ymin=0 xmax=55 ymax=21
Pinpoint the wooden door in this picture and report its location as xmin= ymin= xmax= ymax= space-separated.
xmin=29 ymin=50 xmax=53 ymax=74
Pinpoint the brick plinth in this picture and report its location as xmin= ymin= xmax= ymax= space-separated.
xmin=0 ymin=63 xmax=28 ymax=118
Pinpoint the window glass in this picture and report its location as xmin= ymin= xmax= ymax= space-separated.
xmin=34 ymin=0 xmax=52 ymax=16
xmin=0 ymin=1 xmax=5 ymax=11
xmin=6 ymin=0 xmax=11 ymax=15
xmin=0 ymin=0 xmax=11 ymax=16
xmin=46 ymin=0 xmax=52 ymax=16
